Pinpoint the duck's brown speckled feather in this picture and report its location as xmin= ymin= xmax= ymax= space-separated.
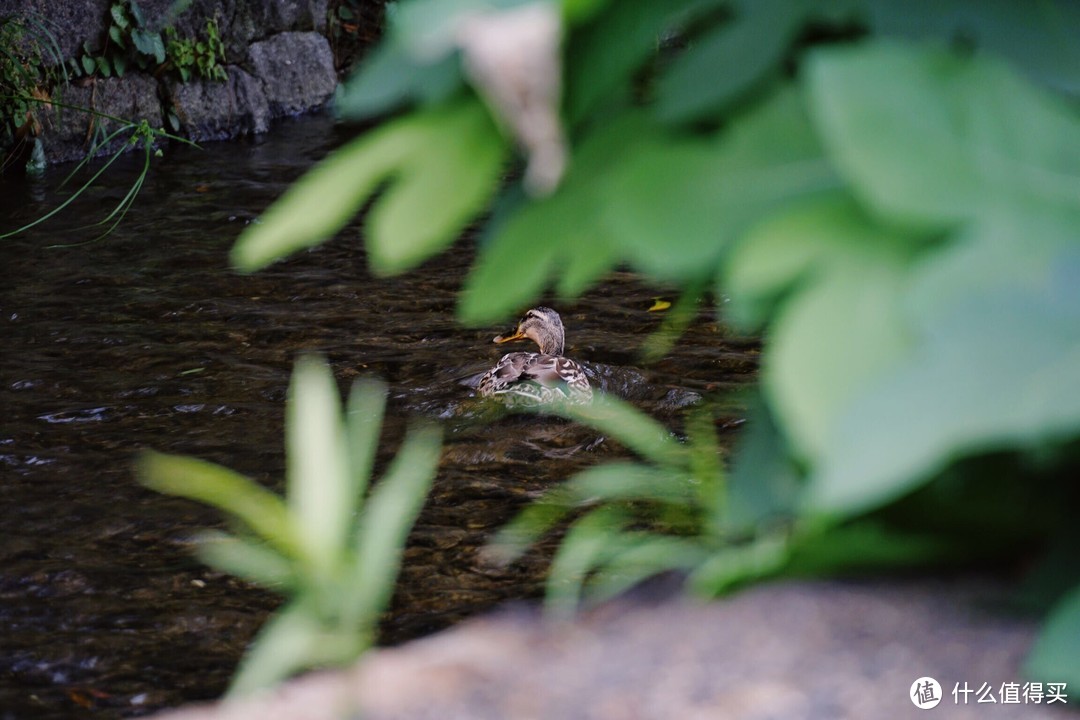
xmin=478 ymin=351 xmax=592 ymax=404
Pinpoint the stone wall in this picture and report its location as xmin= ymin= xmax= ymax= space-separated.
xmin=0 ymin=0 xmax=347 ymax=165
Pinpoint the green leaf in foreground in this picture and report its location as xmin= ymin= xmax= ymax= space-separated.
xmin=807 ymin=213 xmax=1080 ymax=515
xmin=136 ymin=451 xmax=299 ymax=558
xmin=655 ymin=0 xmax=802 ymax=124
xmin=807 ymin=41 xmax=1080 ymax=228
xmin=286 ymin=355 xmax=352 ymax=577
xmin=344 ymin=423 xmax=441 ymax=634
xmin=1025 ymin=583 xmax=1080 ymax=688
xmin=139 ymin=357 xmax=440 ymax=695
xmin=731 ymin=194 xmax=918 ymax=462
xmin=232 ymin=98 xmax=508 ymax=275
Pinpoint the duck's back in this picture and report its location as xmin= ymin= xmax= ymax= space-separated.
xmin=478 ymin=351 xmax=592 ymax=404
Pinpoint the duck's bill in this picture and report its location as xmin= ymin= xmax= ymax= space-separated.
xmin=493 ymin=330 xmax=526 ymax=344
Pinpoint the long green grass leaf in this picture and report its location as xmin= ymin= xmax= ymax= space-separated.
xmin=344 ymin=424 xmax=441 ymax=631
xmin=136 ymin=450 xmax=300 ymax=558
xmin=195 ymin=530 xmax=297 ymax=590
xmin=586 ymin=535 xmax=706 ymax=604
xmin=227 ymin=601 xmax=346 ymax=697
xmin=552 ymin=394 xmax=684 ymax=467
xmin=346 ymin=378 xmax=388 ymax=504
xmin=286 ymin=355 xmax=351 ymax=576
xmin=544 ymin=506 xmax=632 ymax=619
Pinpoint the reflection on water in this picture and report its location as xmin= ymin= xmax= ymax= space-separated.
xmin=0 ymin=114 xmax=758 ymax=718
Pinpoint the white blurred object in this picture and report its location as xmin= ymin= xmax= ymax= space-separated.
xmin=457 ymin=2 xmax=567 ymax=196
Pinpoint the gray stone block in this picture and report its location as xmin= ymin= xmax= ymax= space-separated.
xmin=248 ymin=31 xmax=337 ymax=118
xmin=38 ymin=74 xmax=163 ymax=164
xmin=167 ymin=66 xmax=270 ymax=142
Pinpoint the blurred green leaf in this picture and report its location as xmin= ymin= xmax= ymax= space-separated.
xmin=606 ymin=85 xmax=839 ymax=282
xmin=639 ymin=282 xmax=705 ymax=363
xmin=556 ymin=394 xmax=685 ymax=467
xmin=545 ymin=506 xmax=631 ymax=618
xmin=196 ymin=530 xmax=297 ymax=590
xmin=367 ymin=99 xmax=507 ymax=274
xmin=129 ymin=0 xmax=145 ymax=27
xmin=808 ymin=211 xmax=1080 ymax=515
xmin=743 ymin=195 xmax=917 ymax=461
xmin=725 ymin=395 xmax=801 ymax=531
xmin=345 ymin=423 xmax=441 ymax=631
xmin=286 ymin=355 xmax=351 ymax=575
xmin=233 ymin=98 xmax=508 ymax=275
xmin=336 ymin=39 xmax=462 ymax=120
xmin=586 ymin=535 xmax=707 ymax=604
xmin=866 ymin=0 xmax=1080 ymax=97
xmin=137 ymin=451 xmax=300 ymax=558
xmin=784 ymin=521 xmax=960 ymax=575
xmin=564 ymin=0 xmax=711 ymax=124
xmin=394 ymin=0 xmax=532 ymax=57
xmin=228 ymin=600 xmax=352 ymax=697
xmin=560 ymin=0 xmax=611 ymax=23
xmin=656 ymin=0 xmax=801 ymax=124
xmin=110 ymin=3 xmax=129 ymax=29
xmin=459 ymin=113 xmax=649 ymax=323
xmin=488 ymin=461 xmax=699 ymax=567
xmin=688 ymin=531 xmax=789 ymax=595
xmin=807 ymin=42 xmax=1080 ymax=228
xmin=346 ymin=378 xmax=388 ymax=505
xmin=1025 ymin=583 xmax=1080 ymax=687
xmin=132 ymin=29 xmax=165 ymax=63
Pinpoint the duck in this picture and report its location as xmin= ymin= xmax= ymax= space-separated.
xmin=477 ymin=306 xmax=593 ymax=405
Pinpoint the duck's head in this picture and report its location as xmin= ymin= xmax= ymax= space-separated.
xmin=493 ymin=306 xmax=566 ymax=355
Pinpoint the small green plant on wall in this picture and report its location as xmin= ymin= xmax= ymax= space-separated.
xmin=68 ymin=1 xmax=227 ymax=83
xmin=165 ymin=18 xmax=227 ymax=82
xmin=138 ymin=356 xmax=441 ymax=694
xmin=0 ymin=14 xmax=65 ymax=172
xmin=68 ymin=0 xmax=165 ymax=79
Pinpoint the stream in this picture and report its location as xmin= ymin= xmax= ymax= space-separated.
xmin=0 ymin=114 xmax=758 ymax=718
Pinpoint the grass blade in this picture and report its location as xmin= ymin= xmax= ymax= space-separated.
xmin=346 ymin=377 xmax=388 ymax=504
xmin=344 ymin=423 xmax=441 ymax=632
xmin=136 ymin=450 xmax=300 ymax=558
xmin=286 ymin=355 xmax=351 ymax=576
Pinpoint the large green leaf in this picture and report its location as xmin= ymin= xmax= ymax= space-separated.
xmin=286 ymin=355 xmax=351 ymax=576
xmin=655 ymin=0 xmax=802 ymax=124
xmin=737 ymin=195 xmax=918 ymax=461
xmin=233 ymin=98 xmax=508 ymax=275
xmin=335 ymin=40 xmax=462 ymax=120
xmin=564 ymin=0 xmax=712 ymax=124
xmin=458 ymin=114 xmax=648 ymax=324
xmin=725 ymin=394 xmax=801 ymax=532
xmin=605 ymin=85 xmax=840 ymax=282
xmin=866 ymin=0 xmax=1080 ymax=97
xmin=1026 ymin=583 xmax=1080 ymax=687
xmin=806 ymin=210 xmax=1080 ymax=515
xmin=807 ymin=41 xmax=1080 ymax=228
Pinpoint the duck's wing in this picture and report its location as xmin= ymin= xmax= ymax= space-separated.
xmin=521 ymin=355 xmax=592 ymax=396
xmin=478 ymin=353 xmax=592 ymax=401
xmin=478 ymin=352 xmax=537 ymax=395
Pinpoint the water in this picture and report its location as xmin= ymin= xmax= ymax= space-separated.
xmin=0 ymin=115 xmax=758 ymax=718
